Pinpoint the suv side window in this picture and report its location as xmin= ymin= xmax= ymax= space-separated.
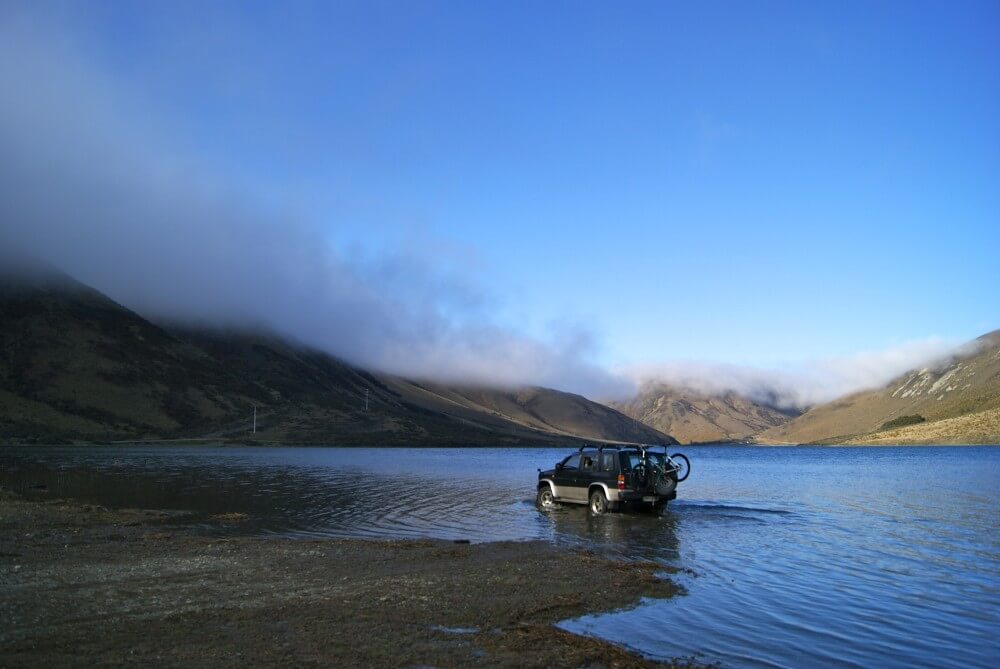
xmin=601 ymin=452 xmax=617 ymax=473
xmin=561 ymin=454 xmax=581 ymax=470
xmin=580 ymin=452 xmax=597 ymax=471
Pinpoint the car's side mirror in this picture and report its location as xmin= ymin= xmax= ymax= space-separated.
xmin=555 ymin=463 xmax=563 ymax=471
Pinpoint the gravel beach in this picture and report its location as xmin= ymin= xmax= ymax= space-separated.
xmin=0 ymin=488 xmax=694 ymax=668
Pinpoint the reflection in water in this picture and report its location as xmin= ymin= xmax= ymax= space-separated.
xmin=1 ymin=453 xmax=536 ymax=542
xmin=2 ymin=445 xmax=998 ymax=669
xmin=2 ymin=448 xmax=685 ymax=551
xmin=544 ymin=505 xmax=681 ymax=560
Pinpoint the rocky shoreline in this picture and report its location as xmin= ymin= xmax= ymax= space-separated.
xmin=0 ymin=488 xmax=698 ymax=668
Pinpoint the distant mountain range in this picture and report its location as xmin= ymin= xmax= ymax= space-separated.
xmin=760 ymin=330 xmax=1000 ymax=445
xmin=2 ymin=266 xmax=996 ymax=446
xmin=612 ymin=333 xmax=999 ymax=446
xmin=610 ymin=384 xmax=799 ymax=444
xmin=0 ymin=268 xmax=671 ymax=446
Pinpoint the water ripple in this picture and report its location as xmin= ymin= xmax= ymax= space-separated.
xmin=2 ymin=444 xmax=998 ymax=669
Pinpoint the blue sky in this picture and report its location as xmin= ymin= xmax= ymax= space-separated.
xmin=1 ymin=1 xmax=998 ymax=399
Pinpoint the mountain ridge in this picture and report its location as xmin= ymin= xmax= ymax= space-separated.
xmin=759 ymin=330 xmax=1000 ymax=445
xmin=0 ymin=269 xmax=673 ymax=446
xmin=3 ymin=265 xmax=994 ymax=447
xmin=610 ymin=382 xmax=798 ymax=444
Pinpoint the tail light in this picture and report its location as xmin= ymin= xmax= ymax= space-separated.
xmin=617 ymin=474 xmax=625 ymax=491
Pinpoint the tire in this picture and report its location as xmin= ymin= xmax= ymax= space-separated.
xmin=589 ymin=489 xmax=608 ymax=515
xmin=670 ymin=453 xmax=691 ymax=482
xmin=655 ymin=473 xmax=677 ymax=496
xmin=536 ymin=485 xmax=556 ymax=510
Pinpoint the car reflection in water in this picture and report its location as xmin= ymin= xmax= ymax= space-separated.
xmin=538 ymin=502 xmax=681 ymax=564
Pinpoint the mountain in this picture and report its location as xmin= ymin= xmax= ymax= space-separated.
xmin=384 ymin=381 xmax=668 ymax=444
xmin=0 ymin=267 xmax=672 ymax=446
xmin=610 ymin=383 xmax=798 ymax=444
xmin=0 ymin=267 xmax=243 ymax=441
xmin=760 ymin=331 xmax=1000 ymax=445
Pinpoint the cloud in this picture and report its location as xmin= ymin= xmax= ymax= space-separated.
xmin=0 ymin=7 xmax=628 ymax=397
xmin=621 ymin=337 xmax=969 ymax=409
xmin=0 ymin=6 xmax=981 ymax=407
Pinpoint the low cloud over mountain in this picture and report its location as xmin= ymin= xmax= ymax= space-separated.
xmin=0 ymin=6 xmax=625 ymax=397
xmin=0 ymin=5 xmax=978 ymax=406
xmin=621 ymin=338 xmax=969 ymax=409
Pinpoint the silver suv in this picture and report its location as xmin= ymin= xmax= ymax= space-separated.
xmin=536 ymin=445 xmax=690 ymax=514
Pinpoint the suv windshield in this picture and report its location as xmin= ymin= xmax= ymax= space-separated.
xmin=561 ymin=454 xmax=581 ymax=470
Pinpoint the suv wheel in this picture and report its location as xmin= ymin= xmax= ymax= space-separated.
xmin=536 ymin=486 xmax=556 ymax=509
xmin=589 ymin=489 xmax=608 ymax=515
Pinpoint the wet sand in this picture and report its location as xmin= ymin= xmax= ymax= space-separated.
xmin=0 ymin=488 xmax=696 ymax=668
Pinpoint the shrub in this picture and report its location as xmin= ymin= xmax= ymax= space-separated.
xmin=881 ymin=414 xmax=925 ymax=430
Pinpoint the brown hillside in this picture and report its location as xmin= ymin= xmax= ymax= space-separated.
xmin=388 ymin=381 xmax=673 ymax=445
xmin=760 ymin=331 xmax=1000 ymax=444
xmin=842 ymin=407 xmax=1000 ymax=445
xmin=611 ymin=383 xmax=796 ymax=444
xmin=0 ymin=268 xmax=671 ymax=446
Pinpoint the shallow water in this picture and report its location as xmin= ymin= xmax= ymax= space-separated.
xmin=2 ymin=445 xmax=998 ymax=668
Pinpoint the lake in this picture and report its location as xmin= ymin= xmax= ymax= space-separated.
xmin=1 ymin=444 xmax=997 ymax=668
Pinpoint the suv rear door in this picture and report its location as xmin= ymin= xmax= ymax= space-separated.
xmin=593 ymin=450 xmax=618 ymax=493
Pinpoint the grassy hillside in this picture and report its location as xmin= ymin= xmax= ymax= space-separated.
xmin=386 ymin=381 xmax=670 ymax=444
xmin=0 ymin=269 xmax=673 ymax=446
xmin=0 ymin=269 xmax=254 ymax=441
xmin=841 ymin=407 xmax=1000 ymax=445
xmin=611 ymin=383 xmax=797 ymax=444
xmin=760 ymin=330 xmax=1000 ymax=445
